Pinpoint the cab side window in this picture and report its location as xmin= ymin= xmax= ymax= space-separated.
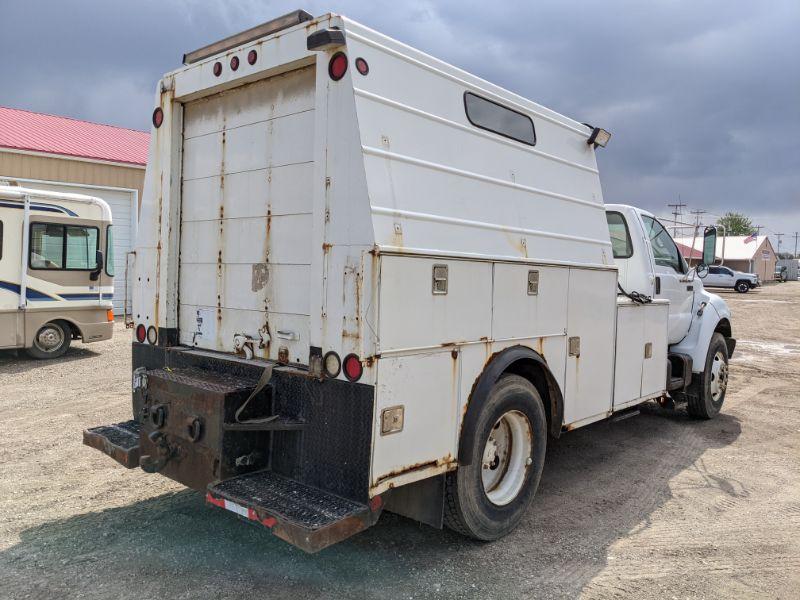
xmin=709 ymin=267 xmax=720 ymax=274
xmin=642 ymin=215 xmax=685 ymax=273
xmin=605 ymin=211 xmax=633 ymax=258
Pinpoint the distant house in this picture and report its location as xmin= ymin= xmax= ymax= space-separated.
xmin=675 ymin=235 xmax=778 ymax=281
xmin=0 ymin=106 xmax=149 ymax=314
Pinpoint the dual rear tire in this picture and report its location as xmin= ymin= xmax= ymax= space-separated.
xmin=444 ymin=375 xmax=547 ymax=540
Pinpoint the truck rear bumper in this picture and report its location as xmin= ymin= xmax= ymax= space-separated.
xmin=83 ymin=342 xmax=378 ymax=552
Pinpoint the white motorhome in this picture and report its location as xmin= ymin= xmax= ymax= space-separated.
xmin=85 ymin=11 xmax=735 ymax=552
xmin=0 ymin=183 xmax=114 ymax=358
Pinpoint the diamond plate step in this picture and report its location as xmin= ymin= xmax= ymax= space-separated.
xmin=83 ymin=420 xmax=141 ymax=468
xmin=207 ymin=470 xmax=383 ymax=552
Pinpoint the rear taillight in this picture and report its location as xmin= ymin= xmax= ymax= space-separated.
xmin=343 ymin=353 xmax=363 ymax=382
xmin=152 ymin=107 xmax=163 ymax=128
xmin=328 ymin=52 xmax=348 ymax=81
xmin=135 ymin=324 xmax=146 ymax=343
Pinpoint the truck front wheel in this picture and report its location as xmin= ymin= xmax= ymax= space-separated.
xmin=444 ymin=375 xmax=547 ymax=541
xmin=735 ymin=280 xmax=750 ymax=293
xmin=686 ymin=332 xmax=729 ymax=419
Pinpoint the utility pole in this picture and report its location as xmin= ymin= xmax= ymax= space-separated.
xmin=689 ymin=209 xmax=706 ymax=228
xmin=775 ymin=233 xmax=784 ymax=255
xmin=793 ymin=232 xmax=798 ymax=258
xmin=667 ymin=202 xmax=686 ymax=237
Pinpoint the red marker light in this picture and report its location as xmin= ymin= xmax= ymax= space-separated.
xmin=152 ymin=107 xmax=164 ymax=128
xmin=213 ymin=61 xmax=222 ymax=77
xmin=328 ymin=52 xmax=348 ymax=81
xmin=343 ymin=354 xmax=363 ymax=382
xmin=230 ymin=56 xmax=239 ymax=71
xmin=247 ymin=50 xmax=257 ymax=65
xmin=355 ymin=57 xmax=369 ymax=76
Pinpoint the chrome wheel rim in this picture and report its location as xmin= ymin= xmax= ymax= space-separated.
xmin=34 ymin=325 xmax=64 ymax=353
xmin=709 ymin=351 xmax=728 ymax=401
xmin=481 ymin=410 xmax=533 ymax=506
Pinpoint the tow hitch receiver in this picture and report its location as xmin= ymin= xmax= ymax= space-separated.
xmin=207 ymin=470 xmax=383 ymax=553
xmin=83 ymin=420 xmax=141 ymax=468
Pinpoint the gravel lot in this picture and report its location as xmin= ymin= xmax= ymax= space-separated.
xmin=1 ymin=283 xmax=799 ymax=599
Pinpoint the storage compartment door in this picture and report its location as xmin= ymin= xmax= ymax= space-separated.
xmin=563 ymin=269 xmax=616 ymax=424
xmin=178 ymin=66 xmax=316 ymax=363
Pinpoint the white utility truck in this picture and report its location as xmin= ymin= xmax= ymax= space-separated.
xmin=1 ymin=182 xmax=114 ymax=358
xmin=85 ymin=10 xmax=735 ymax=552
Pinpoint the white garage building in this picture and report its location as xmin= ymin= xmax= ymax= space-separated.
xmin=0 ymin=106 xmax=148 ymax=315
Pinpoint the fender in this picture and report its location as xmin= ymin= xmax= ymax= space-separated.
xmin=670 ymin=289 xmax=734 ymax=371
xmin=458 ymin=345 xmax=564 ymax=466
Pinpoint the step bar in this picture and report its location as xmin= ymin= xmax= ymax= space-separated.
xmin=207 ymin=470 xmax=383 ymax=553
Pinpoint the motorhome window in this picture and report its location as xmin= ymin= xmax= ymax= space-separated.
xmin=605 ymin=211 xmax=633 ymax=258
xmin=106 ymin=225 xmax=115 ymax=277
xmin=641 ymin=216 xmax=685 ymax=273
xmin=464 ymin=92 xmax=536 ymax=145
xmin=30 ymin=223 xmax=99 ymax=270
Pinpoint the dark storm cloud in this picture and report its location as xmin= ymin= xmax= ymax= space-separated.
xmin=1 ymin=0 xmax=798 ymax=242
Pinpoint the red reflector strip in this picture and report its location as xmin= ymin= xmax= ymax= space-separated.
xmin=207 ymin=493 xmax=277 ymax=528
xmin=205 ymin=492 xmax=225 ymax=508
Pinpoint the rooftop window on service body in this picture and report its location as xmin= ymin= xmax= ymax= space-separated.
xmin=464 ymin=92 xmax=536 ymax=146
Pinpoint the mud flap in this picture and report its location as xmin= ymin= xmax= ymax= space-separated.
xmin=206 ymin=470 xmax=383 ymax=553
xmin=83 ymin=420 xmax=141 ymax=468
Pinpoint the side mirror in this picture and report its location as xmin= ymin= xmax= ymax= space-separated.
xmin=696 ymin=226 xmax=717 ymax=279
xmin=90 ymin=250 xmax=104 ymax=281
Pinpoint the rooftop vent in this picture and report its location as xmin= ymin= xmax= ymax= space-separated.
xmin=183 ymin=9 xmax=313 ymax=65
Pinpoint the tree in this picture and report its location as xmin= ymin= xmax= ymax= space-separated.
xmin=717 ymin=212 xmax=754 ymax=236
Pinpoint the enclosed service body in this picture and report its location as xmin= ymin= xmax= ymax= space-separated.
xmin=85 ymin=11 xmax=734 ymax=552
xmin=0 ymin=183 xmax=114 ymax=358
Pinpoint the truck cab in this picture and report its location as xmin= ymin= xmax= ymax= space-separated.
xmin=606 ymin=203 xmax=735 ymax=405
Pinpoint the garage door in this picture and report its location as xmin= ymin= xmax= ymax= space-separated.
xmin=1 ymin=178 xmax=135 ymax=315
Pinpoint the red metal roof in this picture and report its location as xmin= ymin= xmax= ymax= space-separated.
xmin=0 ymin=106 xmax=149 ymax=166
xmin=675 ymin=241 xmax=703 ymax=260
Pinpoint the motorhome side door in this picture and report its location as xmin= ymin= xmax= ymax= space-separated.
xmin=641 ymin=215 xmax=693 ymax=344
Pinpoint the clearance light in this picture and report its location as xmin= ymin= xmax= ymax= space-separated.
xmin=136 ymin=324 xmax=146 ymax=343
xmin=152 ymin=107 xmax=164 ymax=128
xmin=106 ymin=309 xmax=114 ymax=322
xmin=248 ymin=49 xmax=257 ymax=65
xmin=355 ymin=57 xmax=369 ymax=76
xmin=323 ymin=351 xmax=342 ymax=378
xmin=343 ymin=353 xmax=363 ymax=382
xmin=213 ymin=61 xmax=222 ymax=77
xmin=587 ymin=127 xmax=611 ymax=148
xmin=230 ymin=55 xmax=239 ymax=71
xmin=147 ymin=326 xmax=158 ymax=345
xmin=328 ymin=52 xmax=348 ymax=81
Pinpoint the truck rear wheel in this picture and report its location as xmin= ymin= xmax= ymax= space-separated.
xmin=735 ymin=280 xmax=750 ymax=293
xmin=26 ymin=321 xmax=71 ymax=360
xmin=686 ymin=332 xmax=729 ymax=419
xmin=444 ymin=374 xmax=547 ymax=541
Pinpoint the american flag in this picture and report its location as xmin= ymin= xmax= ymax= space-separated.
xmin=744 ymin=232 xmax=757 ymax=243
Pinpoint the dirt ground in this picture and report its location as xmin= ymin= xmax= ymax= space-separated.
xmin=1 ymin=283 xmax=798 ymax=599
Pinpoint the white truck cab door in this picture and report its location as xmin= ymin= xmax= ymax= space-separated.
xmin=641 ymin=215 xmax=694 ymax=344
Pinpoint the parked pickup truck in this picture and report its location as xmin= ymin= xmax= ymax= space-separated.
xmin=774 ymin=265 xmax=788 ymax=282
xmin=702 ymin=265 xmax=759 ymax=292
xmin=84 ymin=10 xmax=735 ymax=553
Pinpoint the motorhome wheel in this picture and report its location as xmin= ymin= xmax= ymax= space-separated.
xmin=26 ymin=321 xmax=71 ymax=360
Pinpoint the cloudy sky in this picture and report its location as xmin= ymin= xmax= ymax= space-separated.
xmin=2 ymin=1 xmax=798 ymax=252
